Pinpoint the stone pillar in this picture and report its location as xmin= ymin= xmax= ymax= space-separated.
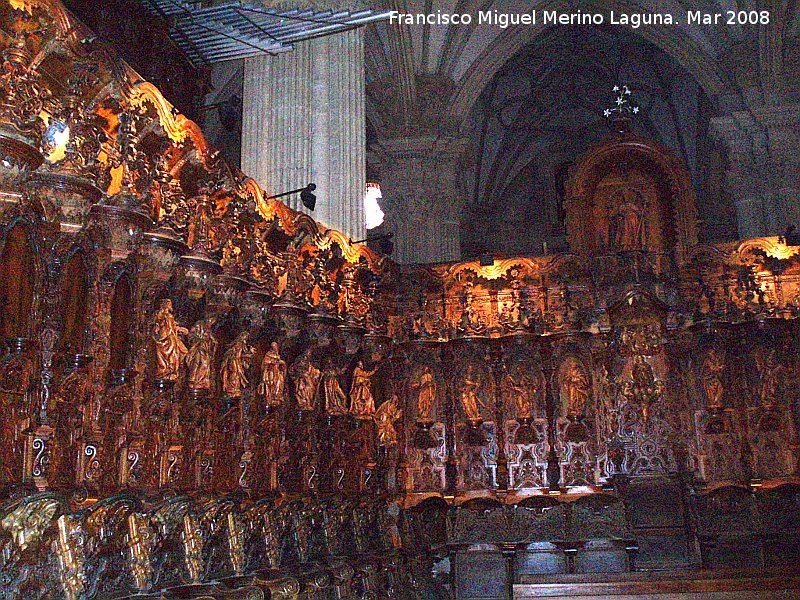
xmin=711 ymin=104 xmax=800 ymax=238
xmin=242 ymin=30 xmax=366 ymax=241
xmin=370 ymin=136 xmax=468 ymax=264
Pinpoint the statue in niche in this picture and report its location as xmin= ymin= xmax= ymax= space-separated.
xmin=559 ymin=357 xmax=589 ymax=420
xmin=322 ymin=362 xmax=348 ymax=416
xmin=291 ymin=349 xmax=321 ymax=411
xmin=459 ymin=364 xmax=484 ymax=422
xmin=701 ymin=349 xmax=725 ymax=411
xmin=187 ymin=195 xmax=217 ymax=253
xmin=412 ymin=365 xmax=436 ymax=423
xmin=349 ymin=360 xmax=378 ymax=419
xmin=185 ymin=318 xmax=218 ymax=391
xmin=755 ymin=348 xmax=783 ymax=407
xmin=152 ymin=299 xmax=188 ymax=382
xmin=611 ymin=187 xmax=646 ymax=251
xmin=594 ymin=364 xmax=616 ymax=442
xmin=504 ymin=369 xmax=543 ymax=421
xmin=623 ymin=355 xmax=664 ymax=422
xmin=505 ymin=368 xmax=544 ymax=444
xmin=374 ymin=396 xmax=403 ymax=447
xmin=258 ymin=342 xmax=286 ymax=408
xmin=220 ymin=332 xmax=254 ymax=398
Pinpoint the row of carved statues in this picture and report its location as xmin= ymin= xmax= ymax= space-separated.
xmin=0 ymin=0 xmax=797 ymax=515
xmin=153 ymin=299 xmax=384 ymax=422
xmin=2 ymin=286 xmax=798 ymax=499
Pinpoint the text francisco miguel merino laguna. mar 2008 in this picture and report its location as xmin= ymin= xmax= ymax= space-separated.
xmin=388 ymin=9 xmax=773 ymax=28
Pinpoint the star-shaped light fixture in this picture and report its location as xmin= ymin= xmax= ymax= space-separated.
xmin=603 ymin=85 xmax=640 ymax=119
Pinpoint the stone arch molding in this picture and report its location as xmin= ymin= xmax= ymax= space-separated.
xmin=564 ymin=136 xmax=699 ymax=263
xmin=444 ymin=0 xmax=735 ymax=123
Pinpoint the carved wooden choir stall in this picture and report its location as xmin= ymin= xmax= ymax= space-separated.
xmin=0 ymin=1 xmax=799 ymax=599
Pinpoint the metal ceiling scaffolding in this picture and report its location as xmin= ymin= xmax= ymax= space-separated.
xmin=138 ymin=0 xmax=389 ymax=64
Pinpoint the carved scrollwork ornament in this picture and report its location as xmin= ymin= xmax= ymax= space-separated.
xmin=0 ymin=34 xmax=48 ymax=145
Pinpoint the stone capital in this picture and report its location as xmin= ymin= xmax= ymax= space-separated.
xmin=369 ymin=134 xmax=470 ymax=264
xmin=712 ymin=103 xmax=800 ymax=162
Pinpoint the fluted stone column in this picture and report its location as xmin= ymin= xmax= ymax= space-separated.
xmin=370 ymin=136 xmax=468 ymax=264
xmin=242 ymin=29 xmax=366 ymax=241
xmin=711 ymin=104 xmax=800 ymax=238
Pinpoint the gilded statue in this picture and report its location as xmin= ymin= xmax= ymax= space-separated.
xmin=258 ymin=341 xmax=286 ymax=408
xmin=459 ymin=365 xmax=484 ymax=422
xmin=152 ymin=299 xmax=188 ymax=382
xmin=612 ymin=188 xmax=646 ymax=251
xmin=755 ymin=348 xmax=783 ymax=406
xmin=559 ymin=357 xmax=589 ymax=419
xmin=322 ymin=363 xmax=348 ymax=416
xmin=412 ymin=365 xmax=436 ymax=423
xmin=374 ymin=396 xmax=403 ymax=447
xmin=701 ymin=349 xmax=725 ymax=410
xmin=623 ymin=355 xmax=664 ymax=422
xmin=185 ymin=318 xmax=218 ymax=391
xmin=504 ymin=369 xmax=544 ymax=421
xmin=0 ymin=352 xmax=33 ymax=394
xmin=349 ymin=360 xmax=378 ymax=419
xmin=291 ymin=350 xmax=321 ymax=411
xmin=220 ymin=332 xmax=254 ymax=398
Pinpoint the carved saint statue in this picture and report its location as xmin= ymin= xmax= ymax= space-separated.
xmin=559 ymin=357 xmax=589 ymax=419
xmin=701 ymin=349 xmax=725 ymax=410
xmin=412 ymin=365 xmax=436 ymax=423
xmin=374 ymin=396 xmax=403 ymax=447
xmin=185 ymin=318 xmax=218 ymax=390
xmin=349 ymin=360 xmax=378 ymax=419
xmin=755 ymin=348 xmax=783 ymax=406
xmin=220 ymin=332 xmax=254 ymax=398
xmin=612 ymin=188 xmax=646 ymax=251
xmin=625 ymin=355 xmax=663 ymax=421
xmin=258 ymin=341 xmax=286 ymax=408
xmin=291 ymin=350 xmax=321 ymax=411
xmin=152 ymin=299 xmax=188 ymax=382
xmin=631 ymin=355 xmax=656 ymax=393
xmin=505 ymin=369 xmax=544 ymax=421
xmin=459 ymin=365 xmax=483 ymax=422
xmin=322 ymin=363 xmax=348 ymax=416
